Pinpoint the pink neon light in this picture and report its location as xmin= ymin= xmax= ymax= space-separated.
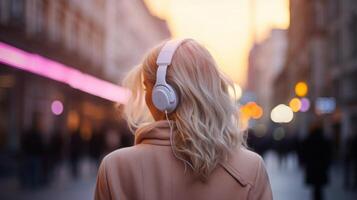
xmin=0 ymin=42 xmax=131 ymax=103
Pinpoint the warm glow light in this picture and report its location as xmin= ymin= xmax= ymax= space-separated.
xmin=289 ymin=98 xmax=302 ymax=112
xmin=80 ymin=119 xmax=92 ymax=141
xmin=144 ymin=0 xmax=290 ymax=86
xmin=67 ymin=110 xmax=80 ymax=132
xmin=240 ymin=106 xmax=250 ymax=118
xmin=0 ymin=42 xmax=131 ymax=103
xmin=295 ymin=81 xmax=308 ymax=97
xmin=251 ymin=104 xmax=263 ymax=119
xmin=240 ymin=101 xmax=263 ymax=120
xmin=271 ymin=104 xmax=293 ymax=123
xmin=51 ymin=100 xmax=63 ymax=115
xmin=0 ymin=74 xmax=15 ymax=88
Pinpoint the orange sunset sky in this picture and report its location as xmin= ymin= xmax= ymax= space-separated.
xmin=144 ymin=0 xmax=290 ymax=87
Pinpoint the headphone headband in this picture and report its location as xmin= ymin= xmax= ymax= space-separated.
xmin=156 ymin=39 xmax=189 ymax=66
xmin=155 ymin=39 xmax=189 ymax=86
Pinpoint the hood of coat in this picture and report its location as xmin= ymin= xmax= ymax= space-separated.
xmin=134 ymin=120 xmax=174 ymax=146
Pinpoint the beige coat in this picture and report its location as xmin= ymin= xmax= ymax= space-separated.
xmin=94 ymin=120 xmax=273 ymax=200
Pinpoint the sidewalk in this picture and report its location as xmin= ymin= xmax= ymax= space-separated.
xmin=1 ymin=153 xmax=356 ymax=200
xmin=265 ymin=151 xmax=357 ymax=200
xmin=0 ymin=158 xmax=96 ymax=200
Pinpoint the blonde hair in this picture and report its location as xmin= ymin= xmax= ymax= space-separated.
xmin=122 ymin=39 xmax=244 ymax=180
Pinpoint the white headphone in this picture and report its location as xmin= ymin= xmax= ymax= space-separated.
xmin=152 ymin=39 xmax=189 ymax=113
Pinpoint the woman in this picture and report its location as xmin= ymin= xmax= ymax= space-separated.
xmin=95 ymin=39 xmax=272 ymax=200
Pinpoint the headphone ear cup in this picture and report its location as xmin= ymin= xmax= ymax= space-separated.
xmin=152 ymin=84 xmax=178 ymax=113
xmin=166 ymin=84 xmax=178 ymax=111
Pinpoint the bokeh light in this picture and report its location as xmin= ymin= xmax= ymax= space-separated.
xmin=67 ymin=110 xmax=80 ymax=131
xmin=295 ymin=81 xmax=308 ymax=97
xmin=270 ymin=104 xmax=294 ymax=123
xmin=316 ymin=97 xmax=336 ymax=114
xmin=251 ymin=104 xmax=263 ymax=119
xmin=300 ymin=97 xmax=310 ymax=112
xmin=289 ymin=97 xmax=302 ymax=112
xmin=240 ymin=101 xmax=263 ymax=120
xmin=51 ymin=100 xmax=63 ymax=115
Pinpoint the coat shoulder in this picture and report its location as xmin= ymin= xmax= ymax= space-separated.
xmin=102 ymin=143 xmax=168 ymax=166
xmin=225 ymin=147 xmax=265 ymax=186
xmin=102 ymin=145 xmax=150 ymax=168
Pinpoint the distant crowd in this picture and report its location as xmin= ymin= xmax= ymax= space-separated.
xmin=19 ymin=119 xmax=133 ymax=189
xmin=248 ymin=121 xmax=357 ymax=200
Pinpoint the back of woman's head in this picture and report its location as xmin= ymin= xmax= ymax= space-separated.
xmin=122 ymin=39 xmax=244 ymax=180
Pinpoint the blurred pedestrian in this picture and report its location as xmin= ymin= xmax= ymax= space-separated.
xmin=247 ymin=128 xmax=265 ymax=156
xmin=344 ymin=131 xmax=357 ymax=189
xmin=20 ymin=118 xmax=44 ymax=189
xmin=95 ymin=39 xmax=272 ymax=200
xmin=47 ymin=129 xmax=64 ymax=182
xmin=301 ymin=121 xmax=332 ymax=200
xmin=104 ymin=129 xmax=121 ymax=154
xmin=352 ymin=133 xmax=357 ymax=189
xmin=118 ymin=119 xmax=134 ymax=148
xmin=69 ymin=127 xmax=82 ymax=179
xmin=270 ymin=126 xmax=289 ymax=169
xmin=89 ymin=126 xmax=105 ymax=168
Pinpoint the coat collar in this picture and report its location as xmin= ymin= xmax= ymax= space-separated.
xmin=133 ymin=120 xmax=250 ymax=187
xmin=134 ymin=120 xmax=173 ymax=146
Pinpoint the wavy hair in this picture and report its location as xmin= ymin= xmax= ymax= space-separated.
xmin=122 ymin=39 xmax=244 ymax=180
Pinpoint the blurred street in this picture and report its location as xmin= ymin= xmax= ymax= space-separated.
xmin=265 ymin=152 xmax=357 ymax=200
xmin=0 ymin=158 xmax=97 ymax=200
xmin=1 ymin=152 xmax=356 ymax=200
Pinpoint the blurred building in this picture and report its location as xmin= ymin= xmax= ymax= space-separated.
xmin=272 ymin=0 xmax=357 ymax=154
xmin=106 ymin=0 xmax=171 ymax=81
xmin=247 ymin=29 xmax=287 ymax=124
xmin=0 ymin=0 xmax=170 ymax=156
